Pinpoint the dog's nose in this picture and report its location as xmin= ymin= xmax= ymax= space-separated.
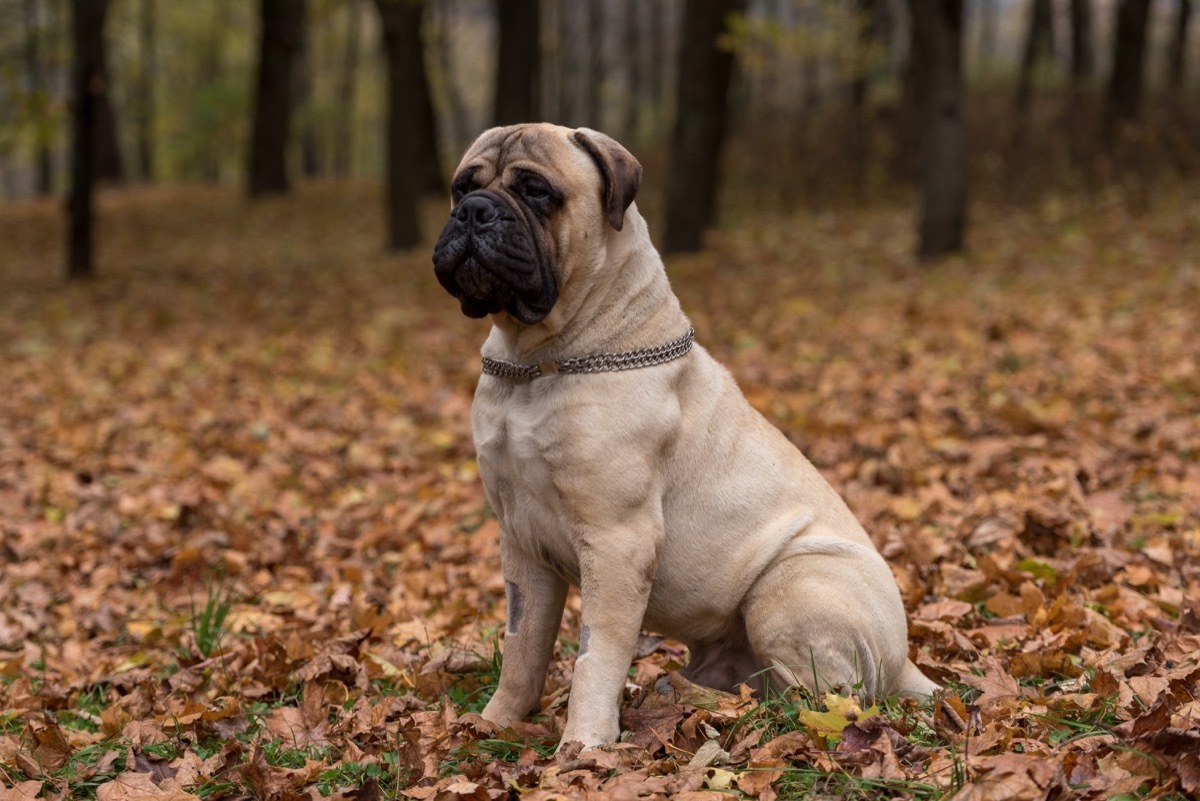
xmin=455 ymin=195 xmax=500 ymax=226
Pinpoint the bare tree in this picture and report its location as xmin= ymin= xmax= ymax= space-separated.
xmin=662 ymin=0 xmax=747 ymax=254
xmin=94 ymin=5 xmax=123 ymax=184
xmin=68 ymin=0 xmax=109 ymax=280
xmin=908 ymin=0 xmax=967 ymax=259
xmin=493 ymin=0 xmax=540 ymax=125
xmin=1105 ymin=0 xmax=1153 ymax=144
xmin=375 ymin=0 xmax=442 ymax=249
xmin=248 ymin=0 xmax=306 ymax=196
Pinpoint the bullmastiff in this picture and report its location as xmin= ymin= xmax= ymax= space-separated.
xmin=432 ymin=123 xmax=938 ymax=751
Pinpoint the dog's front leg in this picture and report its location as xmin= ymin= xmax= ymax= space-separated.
xmin=559 ymin=536 xmax=659 ymax=750
xmin=481 ymin=538 xmax=569 ymax=728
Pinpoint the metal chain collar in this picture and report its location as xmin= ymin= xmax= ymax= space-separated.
xmin=481 ymin=328 xmax=695 ymax=381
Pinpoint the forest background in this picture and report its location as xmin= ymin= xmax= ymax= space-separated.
xmin=1 ymin=1 xmax=1199 ymax=800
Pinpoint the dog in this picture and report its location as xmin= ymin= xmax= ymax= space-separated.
xmin=432 ymin=123 xmax=938 ymax=751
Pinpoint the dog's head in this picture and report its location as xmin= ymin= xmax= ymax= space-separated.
xmin=432 ymin=123 xmax=642 ymax=325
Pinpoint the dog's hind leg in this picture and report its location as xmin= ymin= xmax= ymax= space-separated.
xmin=741 ymin=526 xmax=936 ymax=700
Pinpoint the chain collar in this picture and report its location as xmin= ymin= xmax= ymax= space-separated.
xmin=481 ymin=328 xmax=695 ymax=381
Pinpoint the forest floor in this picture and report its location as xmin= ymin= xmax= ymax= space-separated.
xmin=1 ymin=182 xmax=1198 ymax=800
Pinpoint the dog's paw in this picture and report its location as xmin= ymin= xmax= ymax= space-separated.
xmin=557 ymin=723 xmax=619 ymax=752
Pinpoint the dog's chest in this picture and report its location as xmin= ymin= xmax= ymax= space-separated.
xmin=472 ymin=383 xmax=581 ymax=582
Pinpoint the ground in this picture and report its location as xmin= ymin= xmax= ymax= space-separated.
xmin=0 ymin=183 xmax=1198 ymax=800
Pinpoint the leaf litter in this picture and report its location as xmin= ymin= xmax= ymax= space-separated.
xmin=1 ymin=183 xmax=1198 ymax=799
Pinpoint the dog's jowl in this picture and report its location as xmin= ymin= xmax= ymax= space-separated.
xmin=432 ymin=123 xmax=938 ymax=751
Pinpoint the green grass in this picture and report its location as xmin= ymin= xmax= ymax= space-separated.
xmin=441 ymin=641 xmax=503 ymax=715
xmin=317 ymin=752 xmax=406 ymax=797
xmin=188 ymin=575 xmax=235 ymax=659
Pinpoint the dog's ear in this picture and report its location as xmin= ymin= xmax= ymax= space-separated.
xmin=572 ymin=128 xmax=643 ymax=231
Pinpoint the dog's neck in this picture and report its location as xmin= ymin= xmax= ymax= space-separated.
xmin=483 ymin=205 xmax=691 ymax=366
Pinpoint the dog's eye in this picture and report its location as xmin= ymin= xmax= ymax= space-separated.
xmin=451 ymin=172 xmax=477 ymax=203
xmin=521 ymin=179 xmax=550 ymax=201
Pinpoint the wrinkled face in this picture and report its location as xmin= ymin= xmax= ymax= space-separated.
xmin=432 ymin=124 xmax=642 ymax=325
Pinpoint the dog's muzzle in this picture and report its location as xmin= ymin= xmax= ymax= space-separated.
xmin=432 ymin=190 xmax=558 ymax=324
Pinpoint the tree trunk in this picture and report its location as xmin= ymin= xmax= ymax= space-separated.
xmin=908 ymin=0 xmax=966 ymax=259
xmin=493 ymin=0 xmax=541 ymax=126
xmin=1015 ymin=0 xmax=1055 ymax=115
xmin=248 ymin=0 xmax=306 ymax=197
xmin=136 ymin=0 xmax=155 ymax=181
xmin=68 ymin=0 xmax=108 ymax=280
xmin=379 ymin=0 xmax=443 ymax=195
xmin=333 ymin=0 xmax=361 ymax=177
xmin=1105 ymin=0 xmax=1152 ymax=143
xmin=94 ymin=13 xmax=122 ymax=184
xmin=662 ymin=0 xmax=747 ymax=255
xmin=1166 ymin=0 xmax=1192 ymax=91
xmin=375 ymin=0 xmax=438 ymax=250
xmin=1069 ymin=0 xmax=1094 ymax=84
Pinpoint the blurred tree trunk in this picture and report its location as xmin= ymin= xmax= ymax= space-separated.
xmin=248 ymin=0 xmax=306 ymax=197
xmin=493 ymin=0 xmax=540 ymax=126
xmin=333 ymin=0 xmax=361 ymax=177
xmin=908 ymin=0 xmax=966 ymax=259
xmin=68 ymin=0 xmax=108 ymax=280
xmin=1015 ymin=0 xmax=1055 ymax=116
xmin=662 ymin=0 xmax=746 ymax=255
xmin=25 ymin=0 xmax=54 ymax=195
xmin=94 ymin=11 xmax=122 ymax=183
xmin=1069 ymin=0 xmax=1094 ymax=84
xmin=1166 ymin=0 xmax=1192 ymax=91
xmin=1105 ymin=0 xmax=1152 ymax=144
xmin=375 ymin=0 xmax=442 ymax=249
xmin=135 ymin=0 xmax=155 ymax=181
